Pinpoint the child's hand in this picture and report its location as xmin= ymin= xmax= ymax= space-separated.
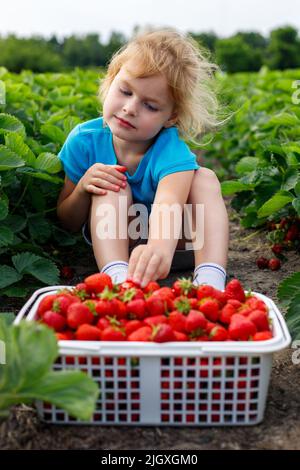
xmin=127 ymin=244 xmax=172 ymax=288
xmin=78 ymin=163 xmax=127 ymax=195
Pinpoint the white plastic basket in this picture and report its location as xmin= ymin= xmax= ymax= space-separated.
xmin=15 ymin=286 xmax=291 ymax=426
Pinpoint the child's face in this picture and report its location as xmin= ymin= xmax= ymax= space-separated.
xmin=103 ymin=61 xmax=177 ymax=144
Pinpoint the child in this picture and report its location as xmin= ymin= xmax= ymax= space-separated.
xmin=57 ymin=28 xmax=229 ymax=290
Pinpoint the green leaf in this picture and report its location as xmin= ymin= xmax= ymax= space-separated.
xmin=221 ymin=180 xmax=253 ymax=196
xmin=263 ymin=113 xmax=299 ymax=129
xmin=0 ymin=265 xmax=23 ymax=289
xmin=0 ymin=113 xmax=26 ymax=137
xmin=0 ymin=313 xmax=15 ymax=325
xmin=0 ymin=286 xmax=29 ymax=298
xmin=12 ymin=252 xmax=59 ymax=285
xmin=0 ymin=320 xmax=98 ymax=420
xmin=0 ymin=198 xmax=8 ymax=221
xmin=40 ymin=124 xmax=66 ymax=145
xmin=35 ymin=152 xmax=62 ymax=174
xmin=5 ymin=133 xmax=36 ymax=167
xmin=0 ymin=225 xmax=14 ymax=247
xmin=278 ymin=272 xmax=300 ymax=302
xmin=0 ymin=145 xmax=25 ymax=171
xmin=295 ymin=181 xmax=300 ymax=198
xmin=292 ymin=198 xmax=300 ymax=216
xmin=257 ymin=191 xmax=294 ymax=218
xmin=16 ymin=166 xmax=64 ymax=184
xmin=281 ymin=168 xmax=299 ymax=191
xmin=286 ymin=293 xmax=300 ymax=340
xmin=3 ymin=214 xmax=27 ymax=233
xmin=28 ymin=217 xmax=52 ymax=243
xmin=235 ymin=156 xmax=260 ymax=175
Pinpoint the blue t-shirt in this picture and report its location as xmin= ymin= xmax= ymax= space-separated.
xmin=58 ymin=117 xmax=200 ymax=214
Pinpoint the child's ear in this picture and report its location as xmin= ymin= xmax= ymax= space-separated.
xmin=164 ymin=112 xmax=178 ymax=129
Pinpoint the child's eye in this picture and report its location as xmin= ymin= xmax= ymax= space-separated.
xmin=145 ymin=103 xmax=158 ymax=112
xmin=120 ymin=88 xmax=131 ymax=96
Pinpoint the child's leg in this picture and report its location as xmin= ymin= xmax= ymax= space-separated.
xmin=89 ymin=185 xmax=135 ymax=280
xmin=177 ymin=167 xmax=229 ymax=289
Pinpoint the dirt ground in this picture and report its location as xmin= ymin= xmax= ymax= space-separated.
xmin=1 ymin=198 xmax=300 ymax=450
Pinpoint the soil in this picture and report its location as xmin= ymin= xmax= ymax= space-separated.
xmin=1 ymin=198 xmax=300 ymax=450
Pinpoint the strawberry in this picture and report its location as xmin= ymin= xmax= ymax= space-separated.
xmin=151 ymin=324 xmax=176 ymax=343
xmin=56 ymin=330 xmax=74 ymax=341
xmin=75 ymin=324 xmax=102 ymax=341
xmin=172 ymin=277 xmax=197 ymax=298
xmin=185 ymin=310 xmax=208 ymax=335
xmin=124 ymin=320 xmax=144 ymax=336
xmin=271 ymin=244 xmax=283 ymax=255
xmin=144 ymin=315 xmax=168 ymax=327
xmin=168 ymin=311 xmax=187 ymax=333
xmin=143 ymin=281 xmax=160 ymax=294
xmin=246 ymin=296 xmax=268 ymax=313
xmin=256 ymin=257 xmax=269 ymax=269
xmin=268 ymin=258 xmax=281 ymax=270
xmin=253 ymin=331 xmax=273 ymax=341
xmin=37 ymin=294 xmax=57 ymax=317
xmin=101 ymin=326 xmax=126 ymax=341
xmin=151 ymin=287 xmax=175 ymax=311
xmin=145 ymin=296 xmax=166 ymax=316
xmin=198 ymin=298 xmax=219 ymax=322
xmin=219 ymin=303 xmax=236 ymax=324
xmin=67 ymin=303 xmax=95 ymax=329
xmin=128 ymin=326 xmax=152 ymax=341
xmin=225 ymin=279 xmax=246 ymax=303
xmin=173 ymin=331 xmax=189 ymax=341
xmin=228 ymin=314 xmax=257 ymax=341
xmin=197 ymin=284 xmax=216 ymax=300
xmin=284 ymin=224 xmax=299 ymax=241
xmin=84 ymin=272 xmax=113 ymax=294
xmin=209 ymin=325 xmax=228 ymax=341
xmin=43 ymin=310 xmax=66 ymax=332
xmin=52 ymin=293 xmax=79 ymax=316
xmin=248 ymin=310 xmax=270 ymax=331
xmin=126 ymin=299 xmax=147 ymax=320
xmin=60 ymin=266 xmax=74 ymax=280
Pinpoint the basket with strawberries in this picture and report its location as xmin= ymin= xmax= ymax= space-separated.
xmin=36 ymin=273 xmax=273 ymax=343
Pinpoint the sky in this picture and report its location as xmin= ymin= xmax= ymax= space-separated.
xmin=0 ymin=0 xmax=299 ymax=42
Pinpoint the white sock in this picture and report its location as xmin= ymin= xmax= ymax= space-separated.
xmin=100 ymin=260 xmax=129 ymax=284
xmin=193 ymin=262 xmax=226 ymax=291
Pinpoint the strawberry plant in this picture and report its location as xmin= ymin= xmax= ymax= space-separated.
xmin=0 ymin=315 xmax=98 ymax=420
xmin=277 ymin=271 xmax=300 ymax=339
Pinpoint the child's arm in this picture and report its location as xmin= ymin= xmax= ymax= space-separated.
xmin=127 ymin=170 xmax=195 ymax=287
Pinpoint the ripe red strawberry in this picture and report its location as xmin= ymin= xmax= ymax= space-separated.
xmin=151 ymin=287 xmax=175 ymax=310
xmin=128 ymin=326 xmax=152 ymax=341
xmin=245 ymin=296 xmax=268 ymax=312
xmin=145 ymin=296 xmax=166 ymax=316
xmin=60 ymin=266 xmax=74 ymax=280
xmin=228 ymin=314 xmax=257 ymax=341
xmin=126 ymin=298 xmax=147 ymax=320
xmin=151 ymin=324 xmax=176 ymax=343
xmin=209 ymin=325 xmax=228 ymax=341
xmin=95 ymin=299 xmax=114 ymax=317
xmin=268 ymin=258 xmax=281 ymax=270
xmin=101 ymin=326 xmax=126 ymax=341
xmin=197 ymin=284 xmax=216 ymax=300
xmin=271 ymin=244 xmax=283 ymax=255
xmin=256 ymin=257 xmax=269 ymax=269
xmin=248 ymin=310 xmax=270 ymax=331
xmin=52 ymin=293 xmax=79 ymax=317
xmin=144 ymin=315 xmax=168 ymax=327
xmin=225 ymin=279 xmax=246 ymax=303
xmin=56 ymin=330 xmax=74 ymax=341
xmin=253 ymin=331 xmax=273 ymax=341
xmin=43 ymin=310 xmax=66 ymax=332
xmin=75 ymin=324 xmax=102 ymax=341
xmin=124 ymin=320 xmax=144 ymax=336
xmin=173 ymin=331 xmax=189 ymax=341
xmin=219 ymin=303 xmax=236 ymax=324
xmin=37 ymin=294 xmax=57 ymax=317
xmin=172 ymin=277 xmax=197 ymax=298
xmin=96 ymin=317 xmax=111 ymax=331
xmin=67 ymin=303 xmax=95 ymax=329
xmin=168 ymin=311 xmax=187 ymax=333
xmin=198 ymin=298 xmax=219 ymax=322
xmin=143 ymin=281 xmax=160 ymax=294
xmin=185 ymin=310 xmax=208 ymax=335
xmin=84 ymin=272 xmax=113 ymax=294
xmin=284 ymin=224 xmax=299 ymax=241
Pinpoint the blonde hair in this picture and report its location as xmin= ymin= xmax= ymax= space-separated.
xmin=98 ymin=27 xmax=226 ymax=145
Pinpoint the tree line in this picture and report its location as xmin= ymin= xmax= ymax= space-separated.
xmin=0 ymin=25 xmax=299 ymax=73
